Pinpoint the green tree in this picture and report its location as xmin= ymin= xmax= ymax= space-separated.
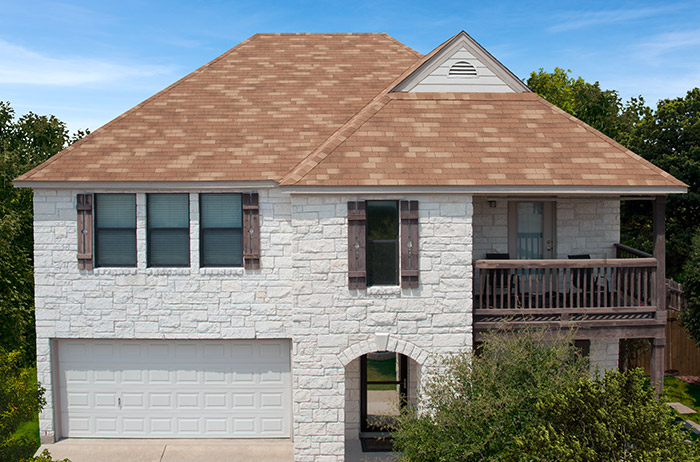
xmin=0 ymin=101 xmax=87 ymax=366
xmin=680 ymin=232 xmax=700 ymax=345
xmin=0 ymin=349 xmax=45 ymax=461
xmin=513 ymin=369 xmax=699 ymax=461
xmin=526 ymin=68 xmax=650 ymax=144
xmin=393 ymin=328 xmax=588 ymax=461
xmin=528 ymin=70 xmax=700 ymax=281
xmin=627 ymin=88 xmax=700 ymax=278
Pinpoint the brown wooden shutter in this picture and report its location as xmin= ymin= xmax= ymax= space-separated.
xmin=400 ymin=200 xmax=419 ymax=289
xmin=242 ymin=193 xmax=261 ymax=269
xmin=347 ymin=201 xmax=367 ymax=290
xmin=76 ymin=193 xmax=94 ymax=270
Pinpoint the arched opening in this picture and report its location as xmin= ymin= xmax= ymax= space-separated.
xmin=361 ymin=351 xmax=407 ymax=432
xmin=345 ymin=351 xmax=421 ymax=455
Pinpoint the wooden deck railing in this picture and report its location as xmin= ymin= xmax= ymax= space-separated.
xmin=615 ymin=243 xmax=687 ymax=312
xmin=473 ymin=257 xmax=661 ymax=328
xmin=614 ymin=243 xmax=653 ymax=259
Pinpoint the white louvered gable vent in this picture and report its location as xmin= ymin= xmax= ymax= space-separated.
xmin=448 ymin=61 xmax=477 ymax=77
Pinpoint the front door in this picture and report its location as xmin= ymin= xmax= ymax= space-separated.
xmin=360 ymin=352 xmax=408 ymax=432
xmin=508 ymin=201 xmax=555 ymax=259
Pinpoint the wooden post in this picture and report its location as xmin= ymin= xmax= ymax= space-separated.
xmin=652 ymin=196 xmax=666 ymax=394
xmin=651 ymin=337 xmax=666 ymax=395
xmin=653 ymin=196 xmax=666 ymax=312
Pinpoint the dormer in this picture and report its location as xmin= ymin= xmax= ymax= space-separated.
xmin=392 ymin=31 xmax=530 ymax=93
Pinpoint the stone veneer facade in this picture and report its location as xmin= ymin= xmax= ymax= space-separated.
xmin=34 ymin=189 xmax=621 ymax=460
xmin=472 ymin=196 xmax=620 ymax=260
xmin=33 ymin=189 xmax=474 ymax=461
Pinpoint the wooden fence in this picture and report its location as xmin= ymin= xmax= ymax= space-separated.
xmin=628 ymin=280 xmax=700 ymax=375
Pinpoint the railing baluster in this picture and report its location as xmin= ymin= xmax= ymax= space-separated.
xmin=506 ymin=269 xmax=511 ymax=309
xmin=498 ymin=269 xmax=504 ymax=308
xmin=646 ymin=267 xmax=651 ymax=306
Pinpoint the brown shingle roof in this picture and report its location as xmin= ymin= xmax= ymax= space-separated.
xmin=16 ymin=32 xmax=685 ymax=192
xmin=17 ymin=33 xmax=421 ymax=183
xmin=283 ymin=92 xmax=685 ymax=188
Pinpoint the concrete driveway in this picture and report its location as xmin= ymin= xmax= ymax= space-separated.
xmin=36 ymin=438 xmax=293 ymax=462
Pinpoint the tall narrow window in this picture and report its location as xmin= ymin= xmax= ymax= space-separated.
xmin=95 ymin=194 xmax=136 ymax=267
xmin=366 ymin=201 xmax=399 ymax=286
xmin=200 ymin=193 xmax=243 ymax=267
xmin=147 ymin=193 xmax=189 ymax=267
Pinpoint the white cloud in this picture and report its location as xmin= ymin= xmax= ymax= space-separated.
xmin=0 ymin=40 xmax=173 ymax=86
xmin=635 ymin=29 xmax=700 ymax=60
xmin=548 ymin=6 xmax=679 ymax=33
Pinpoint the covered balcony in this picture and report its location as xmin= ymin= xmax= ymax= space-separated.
xmin=471 ymin=195 xmax=668 ymax=390
xmin=473 ymin=243 xmax=663 ymax=329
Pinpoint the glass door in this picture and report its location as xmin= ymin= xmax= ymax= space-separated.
xmin=360 ymin=352 xmax=408 ymax=432
xmin=509 ymin=201 xmax=554 ymax=259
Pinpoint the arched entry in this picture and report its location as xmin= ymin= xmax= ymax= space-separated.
xmin=360 ymin=352 xmax=408 ymax=432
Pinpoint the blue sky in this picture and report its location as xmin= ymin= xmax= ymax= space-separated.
xmin=2 ymin=0 xmax=699 ymax=133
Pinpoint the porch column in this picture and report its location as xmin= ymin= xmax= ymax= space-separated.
xmin=652 ymin=196 xmax=666 ymax=394
xmin=650 ymin=337 xmax=666 ymax=395
xmin=653 ymin=196 xmax=666 ymax=312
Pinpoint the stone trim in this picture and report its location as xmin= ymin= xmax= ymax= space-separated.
xmin=338 ymin=336 xmax=430 ymax=367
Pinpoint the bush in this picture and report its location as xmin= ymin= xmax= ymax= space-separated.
xmin=393 ymin=328 xmax=588 ymax=461
xmin=21 ymin=449 xmax=71 ymax=462
xmin=393 ymin=328 xmax=698 ymax=461
xmin=512 ymin=368 xmax=699 ymax=461
xmin=0 ymin=349 xmax=45 ymax=461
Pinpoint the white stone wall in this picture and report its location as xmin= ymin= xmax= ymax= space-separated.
xmin=557 ymin=199 xmax=620 ymax=259
xmin=291 ymin=194 xmax=474 ymax=461
xmin=589 ymin=338 xmax=620 ymax=375
xmin=32 ymin=188 xmax=626 ymax=459
xmin=33 ymin=189 xmax=474 ymax=461
xmin=472 ymin=197 xmax=620 ymax=259
xmin=472 ymin=197 xmax=508 ymax=259
xmin=33 ymin=188 xmax=295 ymax=443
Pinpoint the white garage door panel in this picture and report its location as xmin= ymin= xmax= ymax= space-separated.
xmin=58 ymin=340 xmax=291 ymax=438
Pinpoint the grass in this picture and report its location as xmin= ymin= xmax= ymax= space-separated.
xmin=9 ymin=412 xmax=41 ymax=459
xmin=367 ymin=356 xmax=398 ymax=391
xmin=664 ymin=376 xmax=700 ymax=425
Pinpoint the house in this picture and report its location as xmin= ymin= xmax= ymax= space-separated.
xmin=15 ymin=31 xmax=686 ymax=461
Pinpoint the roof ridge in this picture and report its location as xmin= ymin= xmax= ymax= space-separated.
xmin=279 ymin=32 xmax=462 ymax=185
xmin=533 ymin=96 xmax=687 ymax=187
xmin=17 ymin=34 xmax=263 ymax=182
xmin=278 ymin=94 xmax=393 ymax=185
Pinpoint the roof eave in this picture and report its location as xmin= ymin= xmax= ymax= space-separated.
xmin=12 ymin=180 xmax=280 ymax=191
xmin=281 ymin=184 xmax=688 ymax=195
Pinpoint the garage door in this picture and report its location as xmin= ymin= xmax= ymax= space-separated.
xmin=57 ymin=339 xmax=291 ymax=438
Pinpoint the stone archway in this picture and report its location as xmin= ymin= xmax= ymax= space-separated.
xmin=341 ymin=336 xmax=429 ymax=446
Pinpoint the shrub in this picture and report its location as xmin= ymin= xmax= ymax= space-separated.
xmin=21 ymin=449 xmax=71 ymax=462
xmin=512 ymin=368 xmax=699 ymax=461
xmin=393 ymin=328 xmax=698 ymax=461
xmin=393 ymin=327 xmax=588 ymax=461
xmin=0 ymin=349 xmax=45 ymax=461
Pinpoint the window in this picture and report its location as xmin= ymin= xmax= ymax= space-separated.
xmin=147 ymin=193 xmax=189 ymax=267
xmin=200 ymin=193 xmax=243 ymax=267
xmin=94 ymin=194 xmax=136 ymax=267
xmin=366 ymin=201 xmax=399 ymax=286
xmin=347 ymin=200 xmax=419 ymax=290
